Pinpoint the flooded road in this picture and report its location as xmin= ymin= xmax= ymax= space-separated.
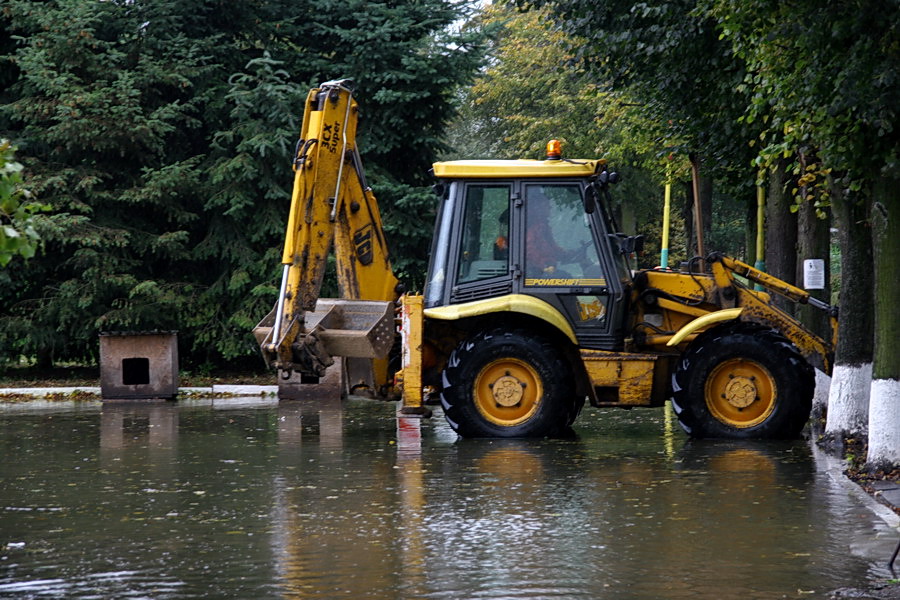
xmin=0 ymin=397 xmax=896 ymax=599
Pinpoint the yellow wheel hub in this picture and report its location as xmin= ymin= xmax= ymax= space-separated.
xmin=474 ymin=358 xmax=543 ymax=427
xmin=492 ymin=375 xmax=525 ymax=407
xmin=705 ymin=358 xmax=776 ymax=428
xmin=723 ymin=376 xmax=757 ymax=408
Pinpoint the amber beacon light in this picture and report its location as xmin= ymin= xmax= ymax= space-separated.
xmin=546 ymin=139 xmax=562 ymax=160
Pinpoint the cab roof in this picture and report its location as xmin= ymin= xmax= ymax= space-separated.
xmin=432 ymin=159 xmax=603 ymax=179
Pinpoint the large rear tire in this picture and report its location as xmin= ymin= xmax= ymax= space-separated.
xmin=440 ymin=328 xmax=577 ymax=438
xmin=672 ymin=327 xmax=813 ymax=439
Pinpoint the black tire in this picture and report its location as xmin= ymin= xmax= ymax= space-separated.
xmin=566 ymin=394 xmax=586 ymax=427
xmin=671 ymin=326 xmax=813 ymax=439
xmin=440 ymin=328 xmax=577 ymax=438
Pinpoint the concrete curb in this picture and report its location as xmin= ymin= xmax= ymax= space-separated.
xmin=0 ymin=385 xmax=278 ymax=399
xmin=211 ymin=384 xmax=277 ymax=396
xmin=0 ymin=387 xmax=101 ymax=397
xmin=814 ymin=441 xmax=900 ymax=530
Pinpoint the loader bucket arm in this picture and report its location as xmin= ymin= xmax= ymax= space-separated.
xmin=713 ymin=254 xmax=838 ymax=318
xmin=708 ymin=253 xmax=838 ymax=373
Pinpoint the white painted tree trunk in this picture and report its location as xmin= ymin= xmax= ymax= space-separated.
xmin=867 ymin=179 xmax=900 ymax=469
xmin=867 ymin=378 xmax=900 ymax=468
xmin=812 ymin=369 xmax=831 ymax=418
xmin=824 ymin=363 xmax=872 ymax=438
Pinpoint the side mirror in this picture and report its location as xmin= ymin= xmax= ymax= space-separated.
xmin=633 ymin=234 xmax=644 ymax=253
xmin=619 ymin=234 xmax=645 ymax=255
xmin=583 ymin=185 xmax=597 ymax=214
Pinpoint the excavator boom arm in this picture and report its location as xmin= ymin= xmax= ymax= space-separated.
xmin=255 ymin=81 xmax=399 ymax=380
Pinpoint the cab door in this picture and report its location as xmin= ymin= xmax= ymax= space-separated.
xmin=516 ymin=181 xmax=627 ymax=350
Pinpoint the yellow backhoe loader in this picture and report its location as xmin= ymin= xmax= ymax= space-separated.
xmin=254 ymin=80 xmax=837 ymax=439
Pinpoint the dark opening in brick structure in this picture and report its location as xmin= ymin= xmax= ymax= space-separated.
xmin=122 ymin=357 xmax=151 ymax=385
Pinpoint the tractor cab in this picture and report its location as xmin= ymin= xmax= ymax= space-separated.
xmin=425 ymin=146 xmax=633 ymax=351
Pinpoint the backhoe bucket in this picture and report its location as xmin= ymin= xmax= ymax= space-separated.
xmin=253 ymin=299 xmax=395 ymax=373
xmin=307 ymin=299 xmax=395 ymax=358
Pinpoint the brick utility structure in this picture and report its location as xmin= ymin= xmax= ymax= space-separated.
xmin=99 ymin=332 xmax=179 ymax=401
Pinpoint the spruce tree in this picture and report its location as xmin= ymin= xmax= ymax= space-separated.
xmin=0 ymin=0 xmax=483 ymax=367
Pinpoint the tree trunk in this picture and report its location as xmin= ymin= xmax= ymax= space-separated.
xmin=765 ymin=161 xmax=798 ymax=313
xmin=620 ymin=198 xmax=636 ymax=236
xmin=824 ymin=181 xmax=874 ymax=444
xmin=796 ymin=200 xmax=831 ymax=340
xmin=700 ymin=169 xmax=713 ymax=255
xmin=35 ymin=347 xmax=53 ymax=370
xmin=745 ymin=196 xmax=758 ymax=266
xmin=681 ymin=182 xmax=695 ymax=264
xmin=796 ymin=199 xmax=833 ymax=416
xmin=686 ymin=154 xmax=713 ymax=267
xmin=866 ymin=174 xmax=900 ymax=469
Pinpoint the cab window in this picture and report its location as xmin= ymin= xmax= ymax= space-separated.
xmin=456 ymin=185 xmax=510 ymax=284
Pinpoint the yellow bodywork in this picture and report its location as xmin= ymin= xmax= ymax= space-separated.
xmin=278 ymin=84 xmax=398 ymax=310
xmin=399 ymin=295 xmax=424 ymax=412
xmin=424 ymin=294 xmax=578 ymax=345
xmin=581 ymin=350 xmax=669 ymax=407
xmin=666 ymin=308 xmax=744 ymax=347
xmin=432 ymin=159 xmax=602 ymax=178
xmin=633 ymin=256 xmax=835 ymax=374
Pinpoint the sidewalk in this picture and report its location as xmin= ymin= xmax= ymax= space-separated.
xmin=861 ymin=480 xmax=900 ymax=523
xmin=817 ymin=442 xmax=900 ymax=529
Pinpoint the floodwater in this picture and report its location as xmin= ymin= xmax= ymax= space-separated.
xmin=0 ymin=397 xmax=897 ymax=599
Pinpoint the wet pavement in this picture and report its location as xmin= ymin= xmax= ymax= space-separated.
xmin=871 ymin=481 xmax=900 ymax=517
xmin=0 ymin=396 xmax=898 ymax=599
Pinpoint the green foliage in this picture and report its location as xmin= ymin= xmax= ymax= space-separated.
xmin=444 ymin=3 xmax=688 ymax=267
xmin=0 ymin=0 xmax=484 ymax=366
xmin=519 ymin=0 xmax=760 ymax=180
xmin=0 ymin=140 xmax=46 ymax=267
xmin=701 ymin=0 xmax=900 ymax=200
xmin=444 ymin=4 xmax=603 ymax=159
xmin=705 ymin=1 xmax=899 ymax=163
xmin=373 ymin=177 xmax=439 ymax=292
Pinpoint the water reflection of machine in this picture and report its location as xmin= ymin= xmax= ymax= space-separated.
xmin=269 ymin=401 xmax=429 ymax=598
